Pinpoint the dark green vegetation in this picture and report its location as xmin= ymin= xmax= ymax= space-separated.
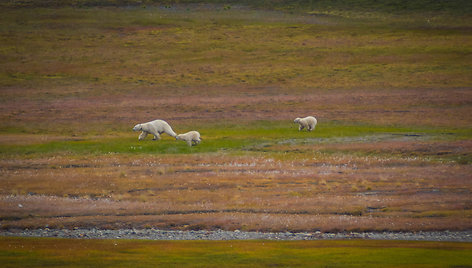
xmin=1 ymin=237 xmax=472 ymax=267
xmin=3 ymin=0 xmax=472 ymax=15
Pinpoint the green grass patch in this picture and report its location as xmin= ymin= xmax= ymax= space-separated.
xmin=1 ymin=121 xmax=470 ymax=157
xmin=1 ymin=237 xmax=472 ymax=267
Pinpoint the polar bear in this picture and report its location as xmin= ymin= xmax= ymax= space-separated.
xmin=175 ymin=131 xmax=201 ymax=146
xmin=294 ymin=116 xmax=317 ymax=131
xmin=133 ymin=119 xmax=177 ymax=141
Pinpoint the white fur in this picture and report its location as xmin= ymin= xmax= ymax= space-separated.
xmin=133 ymin=119 xmax=177 ymax=141
xmin=294 ymin=116 xmax=317 ymax=131
xmin=175 ymin=131 xmax=201 ymax=146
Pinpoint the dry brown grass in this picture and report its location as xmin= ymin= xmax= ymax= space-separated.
xmin=1 ymin=151 xmax=471 ymax=232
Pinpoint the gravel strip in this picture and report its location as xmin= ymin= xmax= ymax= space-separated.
xmin=1 ymin=229 xmax=472 ymax=242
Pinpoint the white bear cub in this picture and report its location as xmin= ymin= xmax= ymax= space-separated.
xmin=294 ymin=116 xmax=317 ymax=131
xmin=133 ymin=119 xmax=177 ymax=141
xmin=175 ymin=131 xmax=201 ymax=146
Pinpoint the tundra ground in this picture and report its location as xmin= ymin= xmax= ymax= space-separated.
xmin=0 ymin=3 xmax=471 ymax=233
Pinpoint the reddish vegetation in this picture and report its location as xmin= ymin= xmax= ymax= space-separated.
xmin=1 ymin=87 xmax=471 ymax=133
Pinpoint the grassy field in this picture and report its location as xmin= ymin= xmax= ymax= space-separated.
xmin=0 ymin=1 xmax=471 ymax=234
xmin=1 ymin=237 xmax=472 ymax=267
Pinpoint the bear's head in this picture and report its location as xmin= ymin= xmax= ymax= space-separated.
xmin=132 ymin=124 xmax=142 ymax=131
xmin=294 ymin=118 xmax=301 ymax=123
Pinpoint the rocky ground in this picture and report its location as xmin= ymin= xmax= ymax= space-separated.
xmin=2 ymin=229 xmax=471 ymax=242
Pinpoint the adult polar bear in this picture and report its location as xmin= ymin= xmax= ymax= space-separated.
xmin=133 ymin=119 xmax=177 ymax=140
xmin=294 ymin=116 xmax=317 ymax=131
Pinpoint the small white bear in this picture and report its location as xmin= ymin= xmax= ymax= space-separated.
xmin=175 ymin=131 xmax=201 ymax=146
xmin=294 ymin=116 xmax=317 ymax=131
xmin=133 ymin=119 xmax=177 ymax=141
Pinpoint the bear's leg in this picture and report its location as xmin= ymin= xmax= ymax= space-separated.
xmin=145 ymin=130 xmax=159 ymax=140
xmin=138 ymin=131 xmax=148 ymax=140
xmin=186 ymin=140 xmax=192 ymax=146
xmin=299 ymin=125 xmax=304 ymax=131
